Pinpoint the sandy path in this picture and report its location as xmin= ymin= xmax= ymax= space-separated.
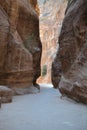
xmin=0 ymin=84 xmax=87 ymax=130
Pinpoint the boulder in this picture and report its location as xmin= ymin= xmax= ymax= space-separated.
xmin=0 ymin=86 xmax=12 ymax=103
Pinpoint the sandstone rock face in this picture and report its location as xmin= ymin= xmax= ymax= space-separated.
xmin=38 ymin=0 xmax=67 ymax=83
xmin=52 ymin=0 xmax=87 ymax=103
xmin=29 ymin=0 xmax=40 ymax=14
xmin=0 ymin=86 xmax=12 ymax=103
xmin=0 ymin=0 xmax=42 ymax=94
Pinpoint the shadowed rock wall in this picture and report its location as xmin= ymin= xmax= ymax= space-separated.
xmin=52 ymin=0 xmax=87 ymax=104
xmin=0 ymin=0 xmax=42 ymax=94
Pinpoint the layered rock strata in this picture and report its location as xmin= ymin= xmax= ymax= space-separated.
xmin=0 ymin=0 xmax=42 ymax=95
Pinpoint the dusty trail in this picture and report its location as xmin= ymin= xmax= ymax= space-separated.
xmin=0 ymin=84 xmax=87 ymax=130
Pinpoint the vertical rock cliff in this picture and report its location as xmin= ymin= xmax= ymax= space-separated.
xmin=0 ymin=0 xmax=42 ymax=94
xmin=52 ymin=0 xmax=87 ymax=103
xmin=38 ymin=0 xmax=67 ymax=83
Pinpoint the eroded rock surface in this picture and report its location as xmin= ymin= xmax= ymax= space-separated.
xmin=0 ymin=0 xmax=42 ymax=94
xmin=0 ymin=86 xmax=12 ymax=103
xmin=52 ymin=0 xmax=87 ymax=103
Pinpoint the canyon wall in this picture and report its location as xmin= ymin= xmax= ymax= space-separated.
xmin=0 ymin=0 xmax=42 ymax=95
xmin=38 ymin=0 xmax=67 ymax=83
xmin=52 ymin=0 xmax=87 ymax=104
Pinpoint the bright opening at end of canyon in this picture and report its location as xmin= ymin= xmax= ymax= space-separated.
xmin=37 ymin=0 xmax=67 ymax=84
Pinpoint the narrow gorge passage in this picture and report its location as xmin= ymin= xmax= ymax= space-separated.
xmin=0 ymin=0 xmax=87 ymax=130
xmin=0 ymin=84 xmax=87 ymax=130
xmin=37 ymin=0 xmax=67 ymax=83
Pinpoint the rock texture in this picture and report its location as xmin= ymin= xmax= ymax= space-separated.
xmin=38 ymin=0 xmax=67 ymax=83
xmin=0 ymin=0 xmax=42 ymax=94
xmin=52 ymin=0 xmax=87 ymax=103
xmin=0 ymin=86 xmax=12 ymax=103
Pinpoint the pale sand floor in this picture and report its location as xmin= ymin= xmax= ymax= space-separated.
xmin=0 ymin=84 xmax=87 ymax=130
